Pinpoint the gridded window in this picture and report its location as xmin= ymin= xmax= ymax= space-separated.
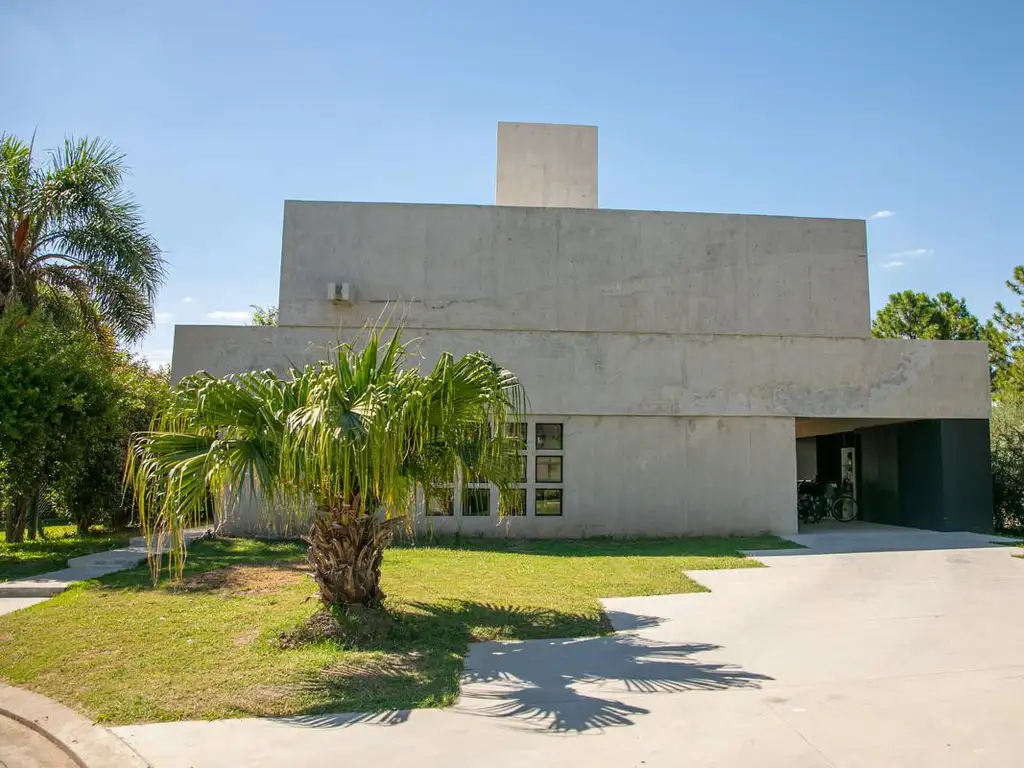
xmin=461 ymin=488 xmax=491 ymax=516
xmin=430 ymin=420 xmax=565 ymax=520
xmin=535 ymin=489 xmax=563 ymax=516
xmin=536 ymin=423 xmax=563 ymax=451
xmin=536 ymin=456 xmax=563 ymax=483
xmin=533 ymin=422 xmax=565 ymax=516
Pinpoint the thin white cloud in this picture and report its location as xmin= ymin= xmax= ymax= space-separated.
xmin=206 ymin=310 xmax=251 ymax=322
xmin=142 ymin=348 xmax=172 ymax=366
xmin=182 ymin=296 xmax=193 ymax=304
xmin=869 ymin=210 xmax=895 ymax=220
xmin=877 ymin=247 xmax=932 ymax=269
xmin=154 ymin=312 xmax=174 ymax=325
xmin=887 ymin=247 xmax=933 ymax=258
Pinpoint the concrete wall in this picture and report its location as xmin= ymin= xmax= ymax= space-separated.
xmin=276 ymin=202 xmax=870 ymax=338
xmin=495 ymin=122 xmax=598 ymax=208
xmin=172 ymin=326 xmax=991 ymax=421
xmin=216 ymin=415 xmax=799 ymax=538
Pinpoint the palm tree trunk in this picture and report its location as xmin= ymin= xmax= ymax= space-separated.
xmin=305 ymin=499 xmax=396 ymax=609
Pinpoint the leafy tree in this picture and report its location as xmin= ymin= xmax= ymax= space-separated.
xmin=127 ymin=327 xmax=525 ymax=609
xmin=0 ymin=308 xmax=120 ymax=542
xmin=53 ymin=354 xmax=170 ymax=533
xmin=987 ymin=266 xmax=1024 ymax=396
xmin=0 ymin=134 xmax=165 ymax=343
xmin=250 ymin=304 xmax=278 ymax=326
xmin=871 ymin=290 xmax=980 ymax=340
xmin=991 ymin=397 xmax=1024 ymax=532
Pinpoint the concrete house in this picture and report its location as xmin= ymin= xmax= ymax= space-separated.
xmin=172 ymin=122 xmax=993 ymax=537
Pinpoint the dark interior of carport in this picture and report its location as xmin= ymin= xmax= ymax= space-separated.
xmin=795 ymin=418 xmax=993 ymax=533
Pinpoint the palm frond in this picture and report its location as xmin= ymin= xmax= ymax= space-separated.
xmin=0 ymin=133 xmax=164 ymax=342
xmin=127 ymin=326 xmax=527 ymax=581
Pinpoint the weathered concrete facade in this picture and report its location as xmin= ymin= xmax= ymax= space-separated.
xmin=172 ymin=122 xmax=992 ymax=537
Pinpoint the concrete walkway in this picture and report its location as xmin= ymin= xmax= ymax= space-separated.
xmin=0 ymin=530 xmax=209 ymax=614
xmin=114 ymin=523 xmax=1024 ymax=767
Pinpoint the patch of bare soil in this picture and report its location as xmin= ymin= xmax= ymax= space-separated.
xmin=233 ymin=628 xmax=260 ymax=647
xmin=179 ymin=563 xmax=310 ymax=596
xmin=277 ymin=607 xmax=401 ymax=650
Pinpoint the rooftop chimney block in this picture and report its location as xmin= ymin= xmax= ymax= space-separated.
xmin=495 ymin=122 xmax=598 ymax=208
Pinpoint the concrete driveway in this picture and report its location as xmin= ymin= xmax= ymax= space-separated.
xmin=116 ymin=524 xmax=1024 ymax=767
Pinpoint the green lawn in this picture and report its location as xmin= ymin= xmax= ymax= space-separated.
xmin=0 ymin=523 xmax=130 ymax=582
xmin=0 ymin=534 xmax=792 ymax=724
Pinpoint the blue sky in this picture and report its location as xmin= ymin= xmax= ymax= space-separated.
xmin=3 ymin=0 xmax=1022 ymax=364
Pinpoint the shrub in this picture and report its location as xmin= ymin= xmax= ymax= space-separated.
xmin=0 ymin=309 xmax=170 ymax=540
xmin=991 ymin=398 xmax=1024 ymax=533
xmin=53 ymin=355 xmax=170 ymax=532
xmin=0 ymin=310 xmax=118 ymax=541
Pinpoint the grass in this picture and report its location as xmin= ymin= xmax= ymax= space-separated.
xmin=0 ymin=522 xmax=130 ymax=582
xmin=0 ymin=534 xmax=791 ymax=724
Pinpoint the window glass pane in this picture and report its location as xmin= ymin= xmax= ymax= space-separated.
xmin=507 ymin=422 xmax=527 ymax=446
xmin=461 ymin=488 xmax=491 ymax=516
xmin=518 ymin=455 xmax=527 ymax=482
xmin=536 ymin=456 xmax=563 ymax=483
xmin=535 ymin=489 xmax=563 ymax=516
xmin=503 ymin=489 xmax=527 ymax=516
xmin=426 ymin=493 xmax=453 ymax=517
xmin=536 ymin=423 xmax=563 ymax=450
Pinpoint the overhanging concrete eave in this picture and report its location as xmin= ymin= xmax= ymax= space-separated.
xmin=170 ymin=325 xmax=991 ymax=422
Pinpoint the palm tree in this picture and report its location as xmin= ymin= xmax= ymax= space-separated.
xmin=0 ymin=134 xmax=165 ymax=342
xmin=127 ymin=327 xmax=526 ymax=609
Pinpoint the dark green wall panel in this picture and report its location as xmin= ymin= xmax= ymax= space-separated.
xmin=855 ymin=419 xmax=992 ymax=533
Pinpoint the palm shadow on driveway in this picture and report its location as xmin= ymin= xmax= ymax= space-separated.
xmin=459 ymin=632 xmax=772 ymax=733
xmin=271 ymin=602 xmax=769 ymax=733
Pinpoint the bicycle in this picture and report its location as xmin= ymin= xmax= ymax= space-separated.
xmin=830 ymin=478 xmax=858 ymax=522
xmin=797 ymin=479 xmax=858 ymax=523
xmin=797 ymin=480 xmax=828 ymax=523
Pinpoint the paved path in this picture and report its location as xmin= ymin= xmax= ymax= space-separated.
xmin=114 ymin=523 xmax=1024 ymax=767
xmin=0 ymin=530 xmax=209 ymax=615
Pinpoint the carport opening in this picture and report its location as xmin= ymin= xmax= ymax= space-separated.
xmin=794 ymin=417 xmax=993 ymax=534
xmin=796 ymin=427 xmax=858 ymax=531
